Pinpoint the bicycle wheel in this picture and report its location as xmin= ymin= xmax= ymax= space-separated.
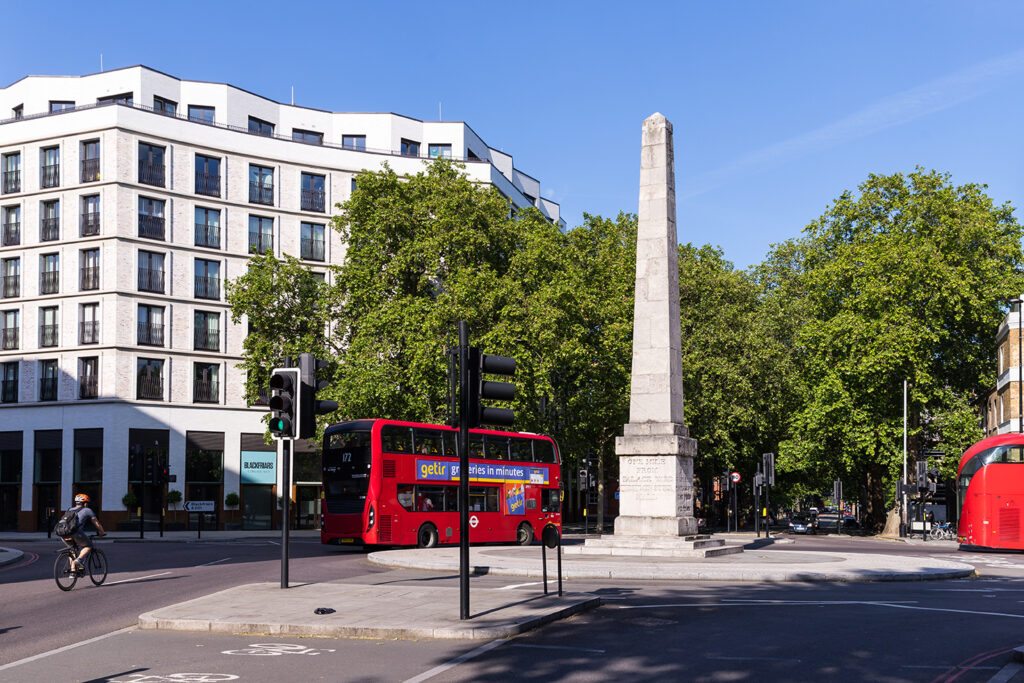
xmin=928 ymin=527 xmax=942 ymax=541
xmin=54 ymin=553 xmax=78 ymax=591
xmin=87 ymin=548 xmax=107 ymax=586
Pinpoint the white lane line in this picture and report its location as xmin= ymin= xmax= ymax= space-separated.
xmin=901 ymin=665 xmax=1000 ymax=670
xmin=104 ymin=571 xmax=172 ymax=585
xmin=872 ymin=603 xmax=1024 ymax=619
xmin=706 ymin=656 xmax=801 ymax=663
xmin=267 ymin=541 xmax=280 ymax=546
xmin=0 ymin=625 xmax=136 ymax=672
xmin=196 ymin=557 xmax=232 ymax=567
xmin=510 ymin=644 xmax=605 ymax=654
xmin=616 ymin=600 xmax=918 ymax=609
xmin=499 ymin=580 xmax=559 ymax=590
xmin=402 ymin=639 xmax=505 ymax=683
xmin=989 ymin=661 xmax=1024 ymax=682
xmin=930 ymin=588 xmax=1024 ymax=592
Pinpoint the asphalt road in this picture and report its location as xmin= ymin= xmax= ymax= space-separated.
xmin=4 ymin=534 xmax=1024 ymax=682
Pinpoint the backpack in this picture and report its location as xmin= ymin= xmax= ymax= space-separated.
xmin=54 ymin=508 xmax=80 ymax=537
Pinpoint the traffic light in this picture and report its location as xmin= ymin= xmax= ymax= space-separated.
xmin=468 ymin=348 xmax=515 ymax=427
xmin=298 ymin=353 xmax=339 ymax=439
xmin=144 ymin=453 xmax=155 ymax=483
xmin=763 ymin=452 xmax=775 ymax=486
xmin=156 ymin=464 xmax=169 ymax=484
xmin=269 ymin=367 xmax=299 ymax=439
xmin=916 ymin=460 xmax=928 ymax=491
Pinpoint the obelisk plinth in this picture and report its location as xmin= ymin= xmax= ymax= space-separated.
xmin=613 ymin=113 xmax=699 ymax=537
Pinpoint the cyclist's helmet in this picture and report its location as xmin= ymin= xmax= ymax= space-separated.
xmin=74 ymin=493 xmax=90 ymax=505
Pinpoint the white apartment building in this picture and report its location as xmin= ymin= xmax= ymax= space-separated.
xmin=0 ymin=65 xmax=561 ymax=532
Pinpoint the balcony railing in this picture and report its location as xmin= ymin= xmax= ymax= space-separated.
xmin=40 ymin=271 xmax=59 ymax=295
xmin=194 ymin=327 xmax=219 ymax=351
xmin=80 ymin=212 xmax=100 ymax=236
xmin=2 ymin=222 xmax=19 ymax=246
xmin=138 ymin=214 xmax=165 ymax=240
xmin=195 ymin=223 xmax=220 ymax=249
xmin=79 ymin=320 xmax=99 ymax=344
xmin=80 ymin=267 xmax=99 ymax=291
xmin=2 ymin=170 xmax=19 ymax=194
xmin=40 ymin=324 xmax=58 ymax=347
xmin=248 ymin=231 xmax=272 ymax=255
xmin=0 ymin=378 xmax=16 ymax=403
xmin=193 ymin=379 xmax=219 ymax=403
xmin=249 ymin=181 xmax=274 ymax=205
xmin=39 ymin=377 xmax=57 ymax=401
xmin=301 ymin=238 xmax=325 ymax=261
xmin=137 ymin=322 xmax=164 ymax=346
xmin=138 ymin=268 xmax=165 ymax=293
xmin=301 ymin=189 xmax=325 ymax=212
xmin=138 ymin=161 xmax=165 ymax=187
xmin=80 ymin=158 xmax=100 ymax=183
xmin=1 ymin=276 xmax=18 ymax=298
xmin=79 ymin=375 xmax=98 ymax=399
xmin=41 ymin=164 xmax=59 ymax=188
xmin=40 ymin=217 xmax=59 ymax=241
xmin=137 ymin=376 xmax=163 ymax=400
xmin=194 ymin=276 xmax=220 ymax=300
xmin=1 ymin=328 xmax=17 ymax=350
xmin=195 ymin=172 xmax=220 ymax=197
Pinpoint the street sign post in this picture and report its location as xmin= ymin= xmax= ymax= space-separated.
xmin=184 ymin=500 xmax=215 ymax=539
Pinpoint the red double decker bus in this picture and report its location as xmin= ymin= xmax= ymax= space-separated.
xmin=320 ymin=419 xmax=562 ymax=547
xmin=957 ymin=433 xmax=1024 ymax=549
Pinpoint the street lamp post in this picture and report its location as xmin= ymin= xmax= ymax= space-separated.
xmin=1011 ymin=298 xmax=1023 ymax=434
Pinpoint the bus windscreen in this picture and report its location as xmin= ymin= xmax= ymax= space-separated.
xmin=323 ymin=429 xmax=372 ymax=514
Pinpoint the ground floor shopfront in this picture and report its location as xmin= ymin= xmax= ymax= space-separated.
xmin=0 ymin=403 xmax=321 ymax=532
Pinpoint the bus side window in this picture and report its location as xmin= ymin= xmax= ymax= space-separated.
xmin=382 ymin=425 xmax=412 ymax=453
xmin=441 ymin=432 xmax=457 ymax=457
xmin=541 ymin=489 xmax=561 ymax=513
xmin=534 ymin=440 xmax=556 ymax=463
xmin=509 ymin=438 xmax=531 ymax=462
xmin=485 ymin=437 xmax=508 ymax=460
xmin=414 ymin=429 xmax=443 ymax=456
xmin=397 ymin=485 xmax=414 ymax=511
xmin=469 ymin=436 xmax=484 ymax=459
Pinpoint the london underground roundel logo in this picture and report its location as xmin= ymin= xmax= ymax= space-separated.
xmin=469 ymin=515 xmax=479 ymax=528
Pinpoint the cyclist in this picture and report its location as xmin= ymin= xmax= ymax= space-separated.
xmin=60 ymin=494 xmax=106 ymax=573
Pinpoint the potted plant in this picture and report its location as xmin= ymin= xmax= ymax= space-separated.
xmin=225 ymin=492 xmax=240 ymax=529
xmin=166 ymin=489 xmax=182 ymax=525
xmin=122 ymin=490 xmax=139 ymax=530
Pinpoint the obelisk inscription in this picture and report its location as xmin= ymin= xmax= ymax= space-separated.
xmin=614 ymin=113 xmax=698 ymax=537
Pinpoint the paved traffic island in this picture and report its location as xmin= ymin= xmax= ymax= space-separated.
xmin=138 ymin=581 xmax=600 ymax=640
xmin=367 ymin=545 xmax=976 ymax=582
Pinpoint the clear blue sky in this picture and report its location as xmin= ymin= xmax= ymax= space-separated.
xmin=4 ymin=1 xmax=1024 ymax=270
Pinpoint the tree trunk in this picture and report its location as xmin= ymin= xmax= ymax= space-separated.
xmin=865 ymin=462 xmax=889 ymax=531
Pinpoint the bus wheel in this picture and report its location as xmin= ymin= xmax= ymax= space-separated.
xmin=417 ymin=523 xmax=439 ymax=548
xmin=517 ymin=523 xmax=534 ymax=546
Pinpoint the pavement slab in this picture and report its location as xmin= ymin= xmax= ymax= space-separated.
xmin=138 ymin=581 xmax=600 ymax=640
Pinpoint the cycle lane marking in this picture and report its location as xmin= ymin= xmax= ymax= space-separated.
xmin=401 ymin=640 xmax=505 ymax=683
xmin=196 ymin=557 xmax=231 ymax=567
xmin=0 ymin=625 xmax=136 ymax=672
xmin=104 ymin=571 xmax=172 ymax=585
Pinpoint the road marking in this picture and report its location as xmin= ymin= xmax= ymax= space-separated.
xmin=267 ymin=541 xmax=280 ymax=546
xmin=872 ymin=603 xmax=1024 ymax=619
xmin=499 ymin=580 xmax=560 ymax=590
xmin=0 ymin=625 xmax=135 ymax=672
xmin=901 ymin=665 xmax=1000 ymax=670
xmin=616 ymin=599 xmax=919 ymax=609
xmin=510 ymin=644 xmax=605 ymax=654
xmin=196 ymin=557 xmax=232 ymax=567
xmin=706 ymin=655 xmax=801 ymax=663
xmin=104 ymin=571 xmax=172 ymax=585
xmin=989 ymin=661 xmax=1024 ymax=682
xmin=929 ymin=588 xmax=1024 ymax=592
xmin=402 ymin=640 xmax=505 ymax=683
xmin=0 ymin=550 xmax=38 ymax=572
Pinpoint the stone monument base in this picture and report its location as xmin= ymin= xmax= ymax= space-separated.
xmin=614 ymin=514 xmax=699 ymax=537
xmin=577 ymin=533 xmax=743 ymax=558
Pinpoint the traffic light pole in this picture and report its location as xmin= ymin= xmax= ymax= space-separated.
xmin=281 ymin=437 xmax=291 ymax=588
xmin=458 ymin=321 xmax=470 ymax=620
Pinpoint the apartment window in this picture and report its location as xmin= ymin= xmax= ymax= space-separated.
xmin=401 ymin=139 xmax=420 ymax=157
xmin=80 ymin=195 xmax=100 ymax=236
xmin=138 ymin=143 xmax=165 ymax=187
xmin=301 ymin=223 xmax=325 ymax=262
xmin=188 ymin=105 xmax=215 ymax=124
xmin=39 ymin=360 xmax=58 ymax=401
xmin=194 ymin=311 xmax=220 ymax=351
xmin=138 ymin=251 xmax=165 ymax=293
xmin=248 ymin=116 xmax=274 ymax=137
xmin=80 ymin=303 xmax=99 ymax=344
xmin=49 ymin=101 xmax=75 ymax=112
xmin=2 ymin=206 xmax=19 ymax=246
xmin=194 ymin=259 xmax=220 ymax=300
xmin=428 ymin=144 xmax=452 ymax=159
xmin=193 ymin=362 xmax=219 ymax=403
xmin=138 ymin=305 xmax=165 ymax=346
xmin=153 ymin=96 xmax=176 ymax=116
xmin=80 ymin=140 xmax=100 ymax=182
xmin=1 ymin=361 xmax=17 ymax=403
xmin=40 ymin=200 xmax=59 ymax=241
xmin=248 ymin=215 xmax=273 ymax=255
xmin=138 ymin=197 xmax=165 ymax=240
xmin=136 ymin=358 xmax=164 ymax=400
xmin=80 ymin=248 xmax=99 ymax=291
xmin=195 ymin=154 xmax=220 ymax=197
xmin=195 ymin=207 xmax=220 ymax=248
xmin=39 ymin=306 xmax=58 ymax=348
xmin=11 ymin=105 xmax=22 ymax=120
xmin=1 ymin=258 xmax=19 ymax=298
xmin=300 ymin=173 xmax=326 ymax=212
xmin=97 ymin=93 xmax=132 ymax=105
xmin=1 ymin=310 xmax=17 ymax=350
xmin=249 ymin=165 xmax=274 ymax=205
xmin=41 ymin=147 xmax=60 ymax=188
xmin=342 ymin=135 xmax=366 ymax=151
xmin=40 ymin=254 xmax=59 ymax=295
xmin=79 ymin=357 xmax=98 ymax=399
xmin=2 ymin=153 xmax=20 ymax=194
xmin=292 ymin=129 xmax=323 ymax=145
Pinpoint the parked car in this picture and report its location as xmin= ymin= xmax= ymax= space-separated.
xmin=789 ymin=513 xmax=817 ymax=534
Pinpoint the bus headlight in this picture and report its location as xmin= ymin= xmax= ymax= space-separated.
xmin=367 ymin=504 xmax=375 ymax=531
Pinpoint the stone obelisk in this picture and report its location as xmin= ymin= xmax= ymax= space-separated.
xmin=613 ymin=113 xmax=699 ymax=537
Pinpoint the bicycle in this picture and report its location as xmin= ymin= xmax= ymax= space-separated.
xmin=54 ymin=536 xmax=108 ymax=591
xmin=928 ymin=521 xmax=956 ymax=541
